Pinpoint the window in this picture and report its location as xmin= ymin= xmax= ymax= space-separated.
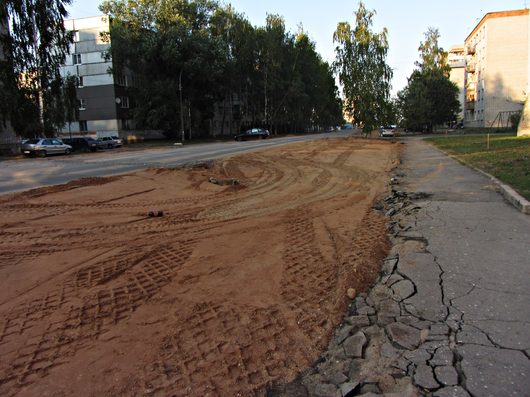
xmin=119 ymin=96 xmax=129 ymax=109
xmin=73 ymin=53 xmax=82 ymax=65
xmin=79 ymin=99 xmax=87 ymax=110
xmin=77 ymin=76 xmax=84 ymax=87
xmin=79 ymin=121 xmax=88 ymax=131
xmin=116 ymin=75 xmax=128 ymax=86
xmin=73 ymin=30 xmax=80 ymax=42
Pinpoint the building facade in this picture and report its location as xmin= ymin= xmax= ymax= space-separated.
xmin=448 ymin=45 xmax=466 ymax=122
xmin=60 ymin=16 xmax=132 ymax=138
xmin=464 ymin=9 xmax=529 ymax=128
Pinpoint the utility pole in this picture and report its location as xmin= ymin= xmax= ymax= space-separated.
xmin=179 ymin=68 xmax=185 ymax=143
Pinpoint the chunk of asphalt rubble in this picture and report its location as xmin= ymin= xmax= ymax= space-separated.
xmin=208 ymin=176 xmax=240 ymax=186
xmin=434 ymin=365 xmax=459 ymax=387
xmin=342 ymin=331 xmax=367 ymax=358
xmin=344 ymin=315 xmax=370 ymax=329
xmin=391 ymin=279 xmax=416 ymax=301
xmin=339 ymin=381 xmax=360 ymax=397
xmin=414 ymin=364 xmax=440 ymax=390
xmin=386 ymin=323 xmax=421 ymax=350
xmin=382 ymin=256 xmax=399 ymax=275
xmin=430 ymin=346 xmax=454 ymax=366
xmin=386 ymin=208 xmax=396 ymax=217
xmin=312 ymin=383 xmax=337 ymax=397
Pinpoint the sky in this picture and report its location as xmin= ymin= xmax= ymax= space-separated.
xmin=66 ymin=0 xmax=528 ymax=95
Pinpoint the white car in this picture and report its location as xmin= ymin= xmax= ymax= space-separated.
xmin=379 ymin=126 xmax=396 ymax=137
xmin=21 ymin=138 xmax=72 ymax=157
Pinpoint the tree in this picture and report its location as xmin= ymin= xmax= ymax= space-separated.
xmin=333 ymin=1 xmax=392 ymax=135
xmin=0 ymin=0 xmax=73 ymax=136
xmin=100 ymin=0 xmax=342 ymax=138
xmin=100 ymin=0 xmax=225 ymax=139
xmin=416 ymin=27 xmax=450 ymax=77
xmin=398 ymin=28 xmax=460 ymax=132
xmin=62 ymin=74 xmax=78 ymax=138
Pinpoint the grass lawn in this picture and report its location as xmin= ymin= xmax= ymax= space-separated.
xmin=425 ymin=134 xmax=530 ymax=200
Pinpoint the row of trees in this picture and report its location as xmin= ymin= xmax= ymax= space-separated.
xmin=335 ymin=3 xmax=460 ymax=134
xmin=0 ymin=0 xmax=79 ymax=137
xmin=1 ymin=0 xmax=461 ymax=139
xmin=99 ymin=0 xmax=343 ymax=138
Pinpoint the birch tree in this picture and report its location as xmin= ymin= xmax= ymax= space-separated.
xmin=333 ymin=1 xmax=392 ymax=135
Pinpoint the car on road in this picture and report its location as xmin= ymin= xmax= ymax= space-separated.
xmin=234 ymin=128 xmax=270 ymax=141
xmin=62 ymin=137 xmax=106 ymax=152
xmin=97 ymin=136 xmax=120 ymax=148
xmin=110 ymin=136 xmax=123 ymax=147
xmin=22 ymin=138 xmax=72 ymax=157
xmin=379 ymin=126 xmax=396 ymax=137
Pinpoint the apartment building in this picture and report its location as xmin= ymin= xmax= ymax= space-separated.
xmin=60 ymin=16 xmax=132 ymax=138
xmin=448 ymin=45 xmax=466 ymax=122
xmin=464 ymin=9 xmax=529 ymax=128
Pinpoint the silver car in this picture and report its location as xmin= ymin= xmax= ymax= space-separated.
xmin=21 ymin=138 xmax=72 ymax=157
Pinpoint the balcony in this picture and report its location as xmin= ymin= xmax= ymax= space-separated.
xmin=466 ymin=44 xmax=476 ymax=55
xmin=466 ymin=101 xmax=475 ymax=111
xmin=467 ymin=62 xmax=476 ymax=73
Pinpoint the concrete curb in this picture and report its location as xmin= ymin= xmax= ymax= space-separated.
xmin=428 ymin=145 xmax=530 ymax=215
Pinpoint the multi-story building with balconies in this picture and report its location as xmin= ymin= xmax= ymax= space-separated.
xmin=59 ymin=16 xmax=133 ymax=138
xmin=464 ymin=9 xmax=529 ymax=128
xmin=448 ymin=45 xmax=466 ymax=122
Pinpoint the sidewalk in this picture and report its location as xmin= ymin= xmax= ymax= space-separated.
xmin=271 ymin=138 xmax=529 ymax=396
xmin=387 ymin=138 xmax=530 ymax=396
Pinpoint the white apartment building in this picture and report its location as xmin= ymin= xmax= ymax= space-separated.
xmin=448 ymin=45 xmax=466 ymax=122
xmin=60 ymin=16 xmax=132 ymax=137
xmin=464 ymin=9 xmax=529 ymax=128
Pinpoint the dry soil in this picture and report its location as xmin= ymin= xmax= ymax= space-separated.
xmin=0 ymin=137 xmax=399 ymax=396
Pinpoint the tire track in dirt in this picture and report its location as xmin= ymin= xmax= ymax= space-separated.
xmin=0 ymin=242 xmax=195 ymax=395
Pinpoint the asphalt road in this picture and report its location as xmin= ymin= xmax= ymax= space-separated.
xmin=0 ymin=131 xmax=349 ymax=195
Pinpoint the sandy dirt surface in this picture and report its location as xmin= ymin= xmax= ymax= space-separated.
xmin=0 ymin=138 xmax=399 ymax=396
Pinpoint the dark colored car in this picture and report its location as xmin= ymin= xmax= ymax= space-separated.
xmin=234 ymin=128 xmax=270 ymax=141
xmin=21 ymin=138 xmax=72 ymax=157
xmin=62 ymin=137 xmax=105 ymax=152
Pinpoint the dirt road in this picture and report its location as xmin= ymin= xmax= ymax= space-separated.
xmin=0 ymin=138 xmax=399 ymax=396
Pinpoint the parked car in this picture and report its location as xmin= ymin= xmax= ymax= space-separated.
xmin=97 ymin=136 xmax=119 ymax=148
xmin=379 ymin=126 xmax=396 ymax=137
xmin=110 ymin=135 xmax=123 ymax=147
xmin=21 ymin=138 xmax=72 ymax=157
xmin=62 ymin=137 xmax=106 ymax=152
xmin=234 ymin=128 xmax=270 ymax=141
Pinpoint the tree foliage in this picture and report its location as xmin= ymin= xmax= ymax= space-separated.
xmin=398 ymin=27 xmax=459 ymax=132
xmin=0 ymin=0 xmax=73 ymax=136
xmin=333 ymin=1 xmax=392 ymax=134
xmin=416 ymin=27 xmax=450 ymax=77
xmin=100 ymin=0 xmax=342 ymax=138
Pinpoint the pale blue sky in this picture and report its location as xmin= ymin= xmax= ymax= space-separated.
xmin=67 ymin=0 xmax=528 ymax=95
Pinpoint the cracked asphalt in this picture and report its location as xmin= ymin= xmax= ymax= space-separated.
xmin=270 ymin=137 xmax=529 ymax=397
xmin=396 ymin=138 xmax=530 ymax=396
